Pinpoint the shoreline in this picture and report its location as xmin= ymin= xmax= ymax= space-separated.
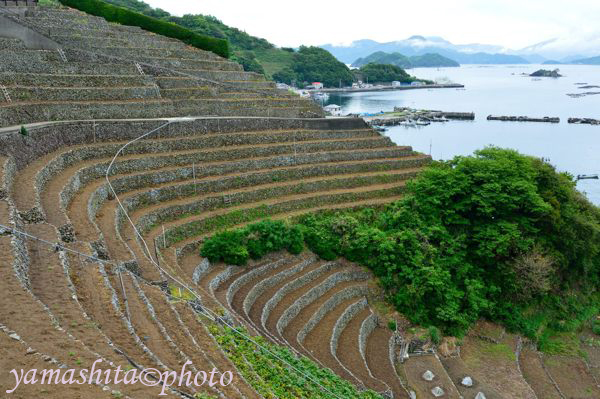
xmin=312 ymin=83 xmax=465 ymax=93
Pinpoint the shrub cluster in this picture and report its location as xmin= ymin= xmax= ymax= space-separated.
xmin=200 ymin=220 xmax=303 ymax=265
xmin=57 ymin=0 xmax=229 ymax=58
xmin=201 ymin=147 xmax=600 ymax=337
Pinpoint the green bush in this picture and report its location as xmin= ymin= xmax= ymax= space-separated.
xmin=593 ymin=319 xmax=600 ymax=336
xmin=200 ymin=220 xmax=303 ymax=265
xmin=57 ymin=0 xmax=229 ymax=58
xmin=428 ymin=326 xmax=441 ymax=345
xmin=200 ymin=229 xmax=248 ymax=265
xmin=388 ymin=319 xmax=397 ymax=331
xmin=19 ymin=126 xmax=28 ymax=136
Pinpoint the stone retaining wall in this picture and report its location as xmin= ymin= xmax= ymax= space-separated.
xmin=276 ymin=270 xmax=371 ymax=335
xmin=164 ymin=185 xmax=409 ymax=247
xmin=242 ymin=255 xmax=317 ymax=316
xmin=136 ymin=172 xmax=409 ymax=241
xmin=208 ymin=265 xmax=240 ymax=294
xmin=0 ymin=118 xmax=368 ymax=168
xmin=0 ymin=59 xmax=139 ymax=75
xmin=192 ymin=258 xmax=210 ymax=285
xmin=0 ymin=101 xmax=321 ymax=128
xmin=86 ymin=156 xmax=410 ymax=215
xmin=331 ymin=298 xmax=369 ymax=354
xmin=359 ymin=313 xmax=378 ymax=363
xmin=330 ymin=298 xmax=370 ymax=387
xmin=298 ymin=285 xmax=370 ymax=345
xmin=1 ymin=73 xmax=154 ymax=88
xmin=7 ymin=86 xmax=161 ymax=102
xmin=261 ymin=262 xmax=338 ymax=328
xmin=52 ymin=35 xmax=186 ymax=50
xmin=225 ymin=257 xmax=292 ymax=307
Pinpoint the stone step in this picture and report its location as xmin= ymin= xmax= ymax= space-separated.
xmin=0 ymin=37 xmax=26 ymax=50
xmin=3 ymin=86 xmax=162 ymax=102
xmin=131 ymin=56 xmax=242 ymax=72
xmin=51 ymin=34 xmax=187 ymax=51
xmin=0 ymin=100 xmax=318 ymax=127
xmin=0 ymin=72 xmax=154 ymax=88
xmin=155 ymin=76 xmax=275 ymax=89
xmin=22 ymin=16 xmax=109 ymax=32
xmin=161 ymin=68 xmax=266 ymax=82
xmin=0 ymin=58 xmax=139 ymax=75
xmin=160 ymin=87 xmax=281 ymax=99
xmin=91 ymin=46 xmax=225 ymax=62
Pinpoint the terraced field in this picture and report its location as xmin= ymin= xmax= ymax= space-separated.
xmin=1 ymin=4 xmax=600 ymax=399
xmin=0 ymin=7 xmax=322 ymax=127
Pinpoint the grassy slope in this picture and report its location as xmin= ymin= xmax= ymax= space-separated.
xmin=253 ymin=48 xmax=295 ymax=78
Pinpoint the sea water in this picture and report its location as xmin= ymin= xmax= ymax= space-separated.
xmin=325 ymin=64 xmax=600 ymax=204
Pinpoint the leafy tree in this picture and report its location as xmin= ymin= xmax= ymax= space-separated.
xmin=231 ymin=51 xmax=265 ymax=74
xmin=290 ymin=46 xmax=354 ymax=88
xmin=356 ymin=63 xmax=416 ymax=83
xmin=272 ymin=68 xmax=297 ymax=85
xmin=352 ymin=51 xmax=459 ymax=68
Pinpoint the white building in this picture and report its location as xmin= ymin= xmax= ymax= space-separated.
xmin=392 ymin=81 xmax=402 ymax=87
xmin=323 ymin=104 xmax=342 ymax=116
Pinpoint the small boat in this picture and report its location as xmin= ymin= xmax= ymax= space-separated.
xmin=371 ymin=125 xmax=388 ymax=133
xmin=415 ymin=119 xmax=431 ymax=126
xmin=398 ymin=120 xmax=416 ymax=127
xmin=312 ymin=92 xmax=329 ymax=102
xmin=432 ymin=117 xmax=449 ymax=122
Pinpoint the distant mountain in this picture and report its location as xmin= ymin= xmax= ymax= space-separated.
xmin=572 ymin=56 xmax=600 ymax=65
xmin=516 ymin=36 xmax=600 ymax=61
xmin=542 ymin=60 xmax=562 ymax=65
xmin=321 ymin=36 xmax=530 ymax=65
xmin=351 ymin=51 xmax=459 ymax=68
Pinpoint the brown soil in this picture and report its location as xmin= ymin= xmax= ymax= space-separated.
xmin=263 ymin=264 xmax=342 ymax=342
xmin=439 ymin=355 xmax=504 ymax=399
xmin=460 ymin=333 xmax=537 ymax=399
xmin=365 ymin=326 xmax=408 ymax=398
xmin=518 ymin=348 xmax=562 ymax=399
xmin=542 ymin=354 xmax=600 ymax=398
xmin=247 ymin=257 xmax=323 ymax=339
xmin=403 ymin=355 xmax=460 ymax=399
xmin=120 ymin=273 xmax=182 ymax=371
xmin=337 ymin=307 xmax=389 ymax=392
xmin=0 ymin=332 xmax=113 ymax=399
xmin=302 ymin=296 xmax=366 ymax=385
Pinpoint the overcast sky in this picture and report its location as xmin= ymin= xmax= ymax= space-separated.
xmin=142 ymin=0 xmax=600 ymax=52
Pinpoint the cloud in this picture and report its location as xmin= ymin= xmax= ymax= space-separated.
xmin=142 ymin=0 xmax=600 ymax=56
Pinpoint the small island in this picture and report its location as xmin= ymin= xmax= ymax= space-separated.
xmin=530 ymin=68 xmax=562 ymax=77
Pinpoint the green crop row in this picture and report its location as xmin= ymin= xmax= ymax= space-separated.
xmin=209 ymin=324 xmax=382 ymax=399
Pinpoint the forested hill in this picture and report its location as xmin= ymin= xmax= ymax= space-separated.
xmin=352 ymin=51 xmax=460 ymax=68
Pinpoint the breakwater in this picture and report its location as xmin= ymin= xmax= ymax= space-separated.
xmin=364 ymin=108 xmax=474 ymax=127
xmin=487 ymin=115 xmax=560 ymax=123
xmin=568 ymin=118 xmax=600 ymax=125
xmin=317 ymin=83 xmax=464 ymax=93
